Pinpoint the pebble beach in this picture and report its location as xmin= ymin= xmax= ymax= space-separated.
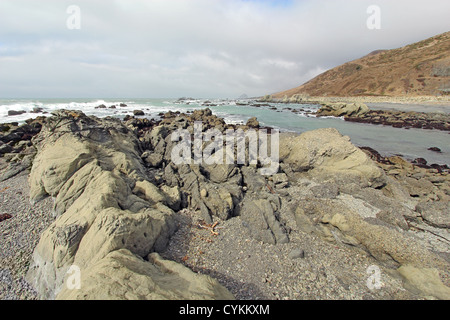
xmin=0 ymin=170 xmax=419 ymax=301
xmin=0 ymin=170 xmax=54 ymax=300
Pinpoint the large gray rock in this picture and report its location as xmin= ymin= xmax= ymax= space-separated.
xmin=26 ymin=109 xmax=450 ymax=301
xmin=26 ymin=110 xmax=234 ymax=300
xmin=175 ymin=163 xmax=243 ymax=221
xmin=416 ymin=201 xmax=450 ymax=229
xmin=293 ymin=196 xmax=450 ymax=299
xmin=239 ymin=197 xmax=289 ymax=245
xmin=279 ymin=129 xmax=386 ymax=188
xmin=57 ymin=249 xmax=234 ymax=300
xmin=316 ymin=102 xmax=370 ymax=118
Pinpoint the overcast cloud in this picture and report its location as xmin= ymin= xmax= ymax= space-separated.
xmin=0 ymin=0 xmax=449 ymax=98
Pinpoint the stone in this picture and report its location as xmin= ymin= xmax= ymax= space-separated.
xmin=7 ymin=110 xmax=26 ymax=116
xmin=133 ymin=180 xmax=167 ymax=205
xmin=0 ymin=143 xmax=13 ymax=155
xmin=376 ymin=208 xmax=410 ymax=231
xmin=345 ymin=110 xmax=450 ymax=132
xmin=239 ymin=198 xmax=289 ymax=245
xmin=57 ymin=249 xmax=234 ymax=300
xmin=272 ymin=173 xmax=288 ymax=185
xmin=22 ymin=107 xmax=450 ymax=301
xmin=0 ymin=213 xmax=12 ymax=222
xmin=202 ymin=164 xmax=239 ymax=184
xmin=161 ymin=185 xmax=182 ymax=211
xmin=279 ymin=129 xmax=386 ymax=188
xmin=201 ymin=185 xmax=235 ymax=221
xmin=310 ymin=183 xmax=339 ymax=199
xmin=428 ymin=147 xmax=442 ymax=153
xmin=246 ymin=117 xmax=260 ymax=128
xmin=294 ymin=198 xmax=448 ymax=271
xmin=416 ymin=201 xmax=450 ymax=229
xmin=401 ymin=176 xmax=436 ymax=198
xmin=388 ymin=156 xmax=414 ymax=170
xmin=398 ymin=265 xmax=450 ymax=300
xmin=32 ymin=107 xmax=44 ymax=113
xmin=0 ymin=162 xmax=29 ymax=182
xmin=133 ymin=110 xmax=145 ymax=116
xmin=288 ymin=249 xmax=305 ymax=259
xmin=199 ymin=201 xmax=213 ymax=225
xmin=412 ymin=158 xmax=428 ymax=166
xmin=25 ymin=110 xmax=232 ymax=300
xmin=316 ymin=103 xmax=369 ymax=118
xmin=144 ymin=153 xmax=164 ymax=168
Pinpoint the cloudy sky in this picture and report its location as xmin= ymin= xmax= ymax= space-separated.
xmin=0 ymin=0 xmax=449 ymax=99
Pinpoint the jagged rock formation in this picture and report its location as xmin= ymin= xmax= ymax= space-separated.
xmin=20 ymin=109 xmax=450 ymax=300
xmin=25 ymin=110 xmax=233 ymax=300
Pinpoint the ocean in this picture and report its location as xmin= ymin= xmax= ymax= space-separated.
xmin=0 ymin=98 xmax=449 ymax=165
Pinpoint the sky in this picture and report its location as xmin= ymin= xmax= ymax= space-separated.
xmin=0 ymin=0 xmax=449 ymax=99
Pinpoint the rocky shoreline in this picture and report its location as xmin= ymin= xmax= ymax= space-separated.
xmin=260 ymin=94 xmax=450 ymax=106
xmin=0 ymin=108 xmax=449 ymax=300
xmin=345 ymin=109 xmax=450 ymax=131
xmin=311 ymin=102 xmax=450 ymax=132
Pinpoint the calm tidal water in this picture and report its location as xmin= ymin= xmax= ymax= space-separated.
xmin=1 ymin=98 xmax=448 ymax=165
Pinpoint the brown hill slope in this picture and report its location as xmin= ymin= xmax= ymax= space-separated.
xmin=273 ymin=31 xmax=450 ymax=98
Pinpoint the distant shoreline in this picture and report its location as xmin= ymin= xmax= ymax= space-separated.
xmin=365 ymin=102 xmax=450 ymax=114
xmin=260 ymin=95 xmax=450 ymax=113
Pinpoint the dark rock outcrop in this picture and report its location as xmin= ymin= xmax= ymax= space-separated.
xmin=344 ymin=110 xmax=450 ymax=131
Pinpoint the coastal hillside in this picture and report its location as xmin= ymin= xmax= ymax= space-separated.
xmin=273 ymin=31 xmax=450 ymax=98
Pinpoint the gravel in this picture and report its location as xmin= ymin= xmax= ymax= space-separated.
xmin=0 ymin=168 xmax=423 ymax=300
xmin=0 ymin=170 xmax=54 ymax=300
xmin=161 ymin=201 xmax=420 ymax=300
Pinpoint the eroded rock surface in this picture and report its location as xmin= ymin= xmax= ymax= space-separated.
xmin=25 ymin=110 xmax=233 ymax=300
xmin=20 ymin=109 xmax=450 ymax=300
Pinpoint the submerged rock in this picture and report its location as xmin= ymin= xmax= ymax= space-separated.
xmin=428 ymin=147 xmax=442 ymax=153
xmin=7 ymin=110 xmax=26 ymax=116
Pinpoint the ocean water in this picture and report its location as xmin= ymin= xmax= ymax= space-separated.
xmin=0 ymin=98 xmax=449 ymax=165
